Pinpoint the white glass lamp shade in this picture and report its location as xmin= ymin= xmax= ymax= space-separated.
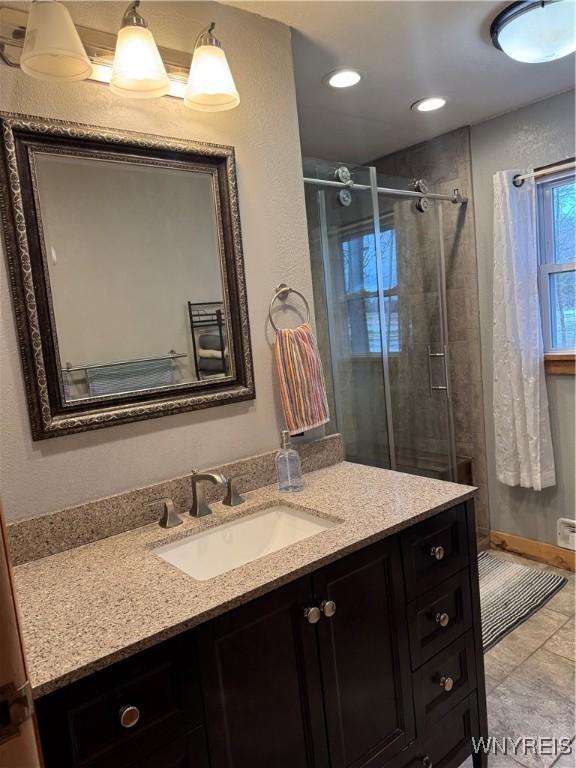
xmin=21 ymin=1 xmax=92 ymax=82
xmin=184 ymin=45 xmax=240 ymax=112
xmin=493 ymin=0 xmax=576 ymax=63
xmin=110 ymin=25 xmax=170 ymax=98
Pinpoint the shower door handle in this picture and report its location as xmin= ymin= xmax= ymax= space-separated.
xmin=427 ymin=346 xmax=448 ymax=397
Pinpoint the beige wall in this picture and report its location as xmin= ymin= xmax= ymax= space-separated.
xmin=470 ymin=90 xmax=576 ymax=546
xmin=0 ymin=2 xmax=313 ymax=521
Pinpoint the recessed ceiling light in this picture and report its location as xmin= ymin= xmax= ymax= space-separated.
xmin=325 ymin=69 xmax=363 ymax=88
xmin=491 ymin=0 xmax=576 ymax=64
xmin=411 ymin=97 xmax=446 ymax=113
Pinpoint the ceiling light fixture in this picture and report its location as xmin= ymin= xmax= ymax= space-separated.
xmin=325 ymin=69 xmax=363 ymax=88
xmin=110 ymin=0 xmax=169 ymax=99
xmin=20 ymin=0 xmax=91 ymax=82
xmin=491 ymin=0 xmax=576 ymax=63
xmin=411 ymin=97 xmax=446 ymax=113
xmin=184 ymin=23 xmax=240 ymax=112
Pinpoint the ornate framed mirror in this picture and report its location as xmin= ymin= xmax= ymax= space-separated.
xmin=0 ymin=114 xmax=254 ymax=439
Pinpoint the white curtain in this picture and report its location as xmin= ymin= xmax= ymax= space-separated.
xmin=492 ymin=170 xmax=556 ymax=491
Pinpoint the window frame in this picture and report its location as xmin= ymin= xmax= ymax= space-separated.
xmin=536 ymin=167 xmax=576 ymax=358
xmin=338 ymin=214 xmax=400 ymax=357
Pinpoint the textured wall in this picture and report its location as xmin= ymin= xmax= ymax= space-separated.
xmin=0 ymin=2 xmax=313 ymax=521
xmin=373 ymin=128 xmax=489 ymax=546
xmin=470 ymin=90 xmax=576 ymax=546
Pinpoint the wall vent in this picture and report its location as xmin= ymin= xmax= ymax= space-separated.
xmin=557 ymin=518 xmax=576 ymax=551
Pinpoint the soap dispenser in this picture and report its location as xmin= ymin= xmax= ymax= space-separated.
xmin=276 ymin=430 xmax=304 ymax=492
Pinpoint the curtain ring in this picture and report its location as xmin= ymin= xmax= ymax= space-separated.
xmin=512 ymin=174 xmax=525 ymax=187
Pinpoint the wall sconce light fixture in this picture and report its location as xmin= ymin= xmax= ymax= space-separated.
xmin=0 ymin=4 xmax=240 ymax=111
xmin=110 ymin=0 xmax=169 ymax=99
xmin=20 ymin=0 xmax=91 ymax=82
xmin=184 ymin=23 xmax=240 ymax=112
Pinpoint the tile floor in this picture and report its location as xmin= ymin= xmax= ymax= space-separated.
xmin=462 ymin=551 xmax=575 ymax=768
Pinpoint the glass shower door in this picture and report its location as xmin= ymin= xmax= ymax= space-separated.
xmin=376 ymin=182 xmax=456 ymax=480
xmin=304 ymin=158 xmax=457 ymax=481
xmin=304 ymin=158 xmax=393 ymax=468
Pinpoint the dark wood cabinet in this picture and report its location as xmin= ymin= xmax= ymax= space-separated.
xmin=401 ymin=504 xmax=468 ymax=600
xmin=198 ymin=576 xmax=329 ymax=768
xmin=407 ymin=570 xmax=472 ymax=668
xmin=387 ymin=694 xmax=480 ymax=768
xmin=36 ymin=501 xmax=487 ymax=768
xmin=413 ymin=632 xmax=477 ymax=732
xmin=36 ymin=636 xmax=204 ymax=768
xmin=312 ymin=538 xmax=414 ymax=768
xmin=124 ymin=728 xmax=210 ymax=768
xmin=199 ymin=536 xmax=415 ymax=768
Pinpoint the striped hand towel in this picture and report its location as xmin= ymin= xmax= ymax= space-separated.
xmin=274 ymin=322 xmax=329 ymax=435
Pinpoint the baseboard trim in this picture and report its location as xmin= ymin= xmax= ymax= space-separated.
xmin=490 ymin=530 xmax=575 ymax=572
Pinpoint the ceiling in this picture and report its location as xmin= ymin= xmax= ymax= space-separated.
xmin=232 ymin=1 xmax=575 ymax=163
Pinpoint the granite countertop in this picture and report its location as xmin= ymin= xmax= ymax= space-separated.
xmin=13 ymin=462 xmax=475 ymax=698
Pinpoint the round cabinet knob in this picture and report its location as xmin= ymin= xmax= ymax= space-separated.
xmin=435 ymin=612 xmax=450 ymax=627
xmin=320 ymin=600 xmax=337 ymax=618
xmin=430 ymin=545 xmax=445 ymax=561
xmin=439 ymin=676 xmax=454 ymax=692
xmin=303 ymin=606 xmax=321 ymax=624
xmin=119 ymin=705 xmax=140 ymax=728
xmin=421 ymin=756 xmax=433 ymax=768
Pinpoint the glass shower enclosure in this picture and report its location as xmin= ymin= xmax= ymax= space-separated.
xmin=304 ymin=157 xmax=462 ymax=482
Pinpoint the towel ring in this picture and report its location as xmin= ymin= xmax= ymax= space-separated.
xmin=269 ymin=283 xmax=311 ymax=332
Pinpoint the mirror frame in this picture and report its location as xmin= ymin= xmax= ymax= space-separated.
xmin=0 ymin=113 xmax=255 ymax=439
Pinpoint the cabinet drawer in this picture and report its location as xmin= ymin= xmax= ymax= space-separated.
xmin=37 ymin=638 xmax=204 ymax=768
xmin=413 ymin=632 xmax=477 ymax=733
xmin=387 ymin=694 xmax=479 ymax=768
xmin=401 ymin=506 xmax=468 ymax=600
xmin=407 ymin=570 xmax=472 ymax=668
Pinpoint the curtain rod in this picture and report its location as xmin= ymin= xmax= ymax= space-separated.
xmin=303 ymin=176 xmax=466 ymax=204
xmin=513 ymin=161 xmax=575 ymax=187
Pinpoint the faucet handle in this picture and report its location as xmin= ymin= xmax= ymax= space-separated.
xmin=223 ymin=475 xmax=245 ymax=507
xmin=145 ymin=497 xmax=182 ymax=529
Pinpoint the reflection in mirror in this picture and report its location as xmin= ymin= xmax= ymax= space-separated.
xmin=0 ymin=114 xmax=254 ymax=439
xmin=32 ymin=152 xmax=231 ymax=402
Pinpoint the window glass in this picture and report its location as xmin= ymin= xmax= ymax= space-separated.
xmin=549 ymin=270 xmax=576 ymax=350
xmin=537 ymin=170 xmax=576 ymax=352
xmin=552 ymin=180 xmax=576 ymax=265
xmin=341 ymin=228 xmax=399 ymax=354
xmin=380 ymin=229 xmax=397 ymax=290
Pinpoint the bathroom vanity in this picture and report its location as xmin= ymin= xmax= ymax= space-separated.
xmin=12 ymin=463 xmax=487 ymax=768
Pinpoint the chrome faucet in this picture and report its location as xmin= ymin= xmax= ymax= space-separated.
xmin=190 ymin=469 xmax=226 ymax=517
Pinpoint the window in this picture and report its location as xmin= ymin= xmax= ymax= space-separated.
xmin=537 ymin=168 xmax=576 ymax=354
xmin=340 ymin=223 xmax=399 ymax=355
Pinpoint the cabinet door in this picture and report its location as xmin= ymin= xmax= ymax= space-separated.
xmin=125 ymin=727 xmax=209 ymax=768
xmin=313 ymin=538 xmax=415 ymax=768
xmin=198 ymin=576 xmax=329 ymax=768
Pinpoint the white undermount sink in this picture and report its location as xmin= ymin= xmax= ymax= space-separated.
xmin=153 ymin=504 xmax=338 ymax=581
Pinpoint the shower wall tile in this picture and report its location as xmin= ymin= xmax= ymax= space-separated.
xmin=373 ymin=126 xmax=490 ymax=537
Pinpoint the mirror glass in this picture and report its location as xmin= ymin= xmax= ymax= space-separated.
xmin=32 ymin=151 xmax=232 ymax=402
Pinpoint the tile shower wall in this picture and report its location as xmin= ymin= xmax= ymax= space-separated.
xmin=373 ymin=128 xmax=489 ymax=545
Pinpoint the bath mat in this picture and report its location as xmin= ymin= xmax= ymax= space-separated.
xmin=478 ymin=551 xmax=568 ymax=652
